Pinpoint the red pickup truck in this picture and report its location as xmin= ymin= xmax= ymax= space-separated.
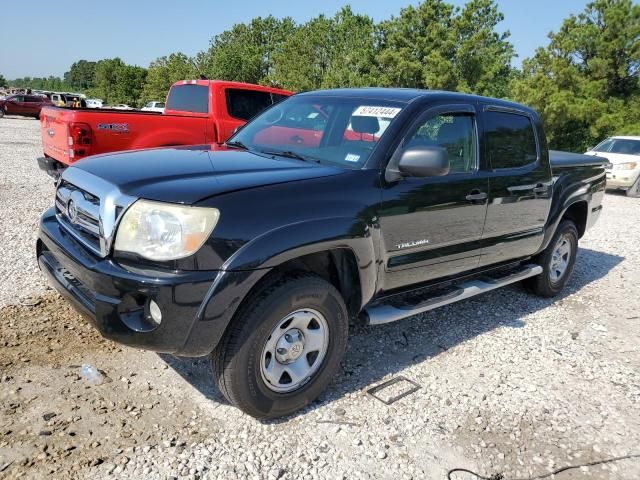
xmin=37 ymin=80 xmax=292 ymax=176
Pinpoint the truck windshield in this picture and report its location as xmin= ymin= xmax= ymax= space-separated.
xmin=229 ymin=96 xmax=405 ymax=168
xmin=166 ymin=84 xmax=209 ymax=113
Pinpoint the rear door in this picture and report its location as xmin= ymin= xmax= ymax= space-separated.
xmin=23 ymin=96 xmax=39 ymax=115
xmin=379 ymin=104 xmax=490 ymax=291
xmin=478 ymin=106 xmax=553 ymax=267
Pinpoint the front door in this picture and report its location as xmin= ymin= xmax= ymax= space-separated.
xmin=6 ymin=96 xmax=24 ymax=114
xmin=378 ymin=104 xmax=489 ymax=292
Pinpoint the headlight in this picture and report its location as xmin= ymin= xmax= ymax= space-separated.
xmin=613 ymin=162 xmax=638 ymax=170
xmin=114 ymin=199 xmax=220 ymax=261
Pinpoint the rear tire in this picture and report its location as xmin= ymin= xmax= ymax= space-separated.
xmin=626 ymin=176 xmax=640 ymax=198
xmin=0 ymin=108 xmax=4 ymax=118
xmin=211 ymin=274 xmax=349 ymax=419
xmin=525 ymin=220 xmax=578 ymax=297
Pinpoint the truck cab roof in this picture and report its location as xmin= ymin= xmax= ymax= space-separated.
xmin=299 ymin=88 xmax=536 ymax=113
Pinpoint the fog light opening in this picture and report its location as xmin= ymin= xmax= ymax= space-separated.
xmin=147 ymin=299 xmax=162 ymax=326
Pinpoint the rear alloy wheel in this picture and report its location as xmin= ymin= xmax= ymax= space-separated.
xmin=525 ymin=220 xmax=578 ymax=297
xmin=212 ymin=274 xmax=349 ymax=419
xmin=626 ymin=176 xmax=640 ymax=198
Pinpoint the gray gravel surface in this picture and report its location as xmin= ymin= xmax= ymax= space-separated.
xmin=0 ymin=117 xmax=55 ymax=307
xmin=1 ymin=117 xmax=639 ymax=479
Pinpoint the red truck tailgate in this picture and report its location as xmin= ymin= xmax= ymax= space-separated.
xmin=40 ymin=107 xmax=73 ymax=163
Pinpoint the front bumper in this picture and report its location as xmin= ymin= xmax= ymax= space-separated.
xmin=606 ymin=170 xmax=640 ymax=189
xmin=37 ymin=208 xmax=269 ymax=356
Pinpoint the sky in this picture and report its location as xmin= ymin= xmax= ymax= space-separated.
xmin=1 ymin=0 xmax=592 ymax=79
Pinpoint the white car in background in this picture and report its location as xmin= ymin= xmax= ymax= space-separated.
xmin=86 ymin=98 xmax=103 ymax=108
xmin=110 ymin=104 xmax=134 ymax=110
xmin=141 ymin=101 xmax=165 ymax=113
xmin=586 ymin=136 xmax=640 ymax=197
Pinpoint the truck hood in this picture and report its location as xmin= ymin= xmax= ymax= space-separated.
xmin=72 ymin=145 xmax=346 ymax=204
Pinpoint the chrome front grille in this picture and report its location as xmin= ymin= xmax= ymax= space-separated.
xmin=54 ymin=168 xmax=137 ymax=258
xmin=56 ymin=180 xmax=102 ymax=254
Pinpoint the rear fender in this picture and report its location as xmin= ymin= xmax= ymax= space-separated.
xmin=537 ymin=167 xmax=605 ymax=253
xmin=130 ymin=126 xmax=205 ymax=150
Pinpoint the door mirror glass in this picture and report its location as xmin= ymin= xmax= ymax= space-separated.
xmin=398 ymin=145 xmax=450 ymax=177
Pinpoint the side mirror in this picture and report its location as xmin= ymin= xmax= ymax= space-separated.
xmin=398 ymin=145 xmax=450 ymax=177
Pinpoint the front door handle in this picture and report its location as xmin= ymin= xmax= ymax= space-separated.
xmin=466 ymin=190 xmax=488 ymax=202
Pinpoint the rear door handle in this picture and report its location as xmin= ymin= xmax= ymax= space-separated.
xmin=466 ymin=190 xmax=488 ymax=202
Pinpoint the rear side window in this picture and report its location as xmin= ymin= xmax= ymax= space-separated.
xmin=485 ymin=111 xmax=538 ymax=169
xmin=166 ymin=85 xmax=209 ymax=113
xmin=226 ymin=89 xmax=273 ymax=121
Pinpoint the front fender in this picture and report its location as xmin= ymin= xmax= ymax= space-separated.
xmin=223 ymin=217 xmax=378 ymax=307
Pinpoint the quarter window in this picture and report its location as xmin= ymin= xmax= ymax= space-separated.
xmin=406 ymin=113 xmax=476 ymax=174
xmin=485 ymin=111 xmax=538 ymax=169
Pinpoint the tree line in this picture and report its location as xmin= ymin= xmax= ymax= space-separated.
xmin=4 ymin=0 xmax=639 ymax=152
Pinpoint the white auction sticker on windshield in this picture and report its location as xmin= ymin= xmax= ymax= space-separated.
xmin=352 ymin=106 xmax=402 ymax=118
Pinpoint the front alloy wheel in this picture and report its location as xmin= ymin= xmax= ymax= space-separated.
xmin=260 ymin=309 xmax=329 ymax=393
xmin=212 ymin=274 xmax=349 ymax=419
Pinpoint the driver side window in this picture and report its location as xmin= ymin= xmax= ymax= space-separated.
xmin=407 ymin=112 xmax=476 ymax=174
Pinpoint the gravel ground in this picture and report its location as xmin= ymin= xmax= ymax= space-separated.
xmin=1 ymin=116 xmax=639 ymax=479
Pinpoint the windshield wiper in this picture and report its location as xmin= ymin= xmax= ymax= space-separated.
xmin=261 ymin=149 xmax=318 ymax=163
xmin=225 ymin=140 xmax=249 ymax=150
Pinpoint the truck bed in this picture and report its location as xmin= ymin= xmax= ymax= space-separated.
xmin=550 ymin=150 xmax=609 ymax=168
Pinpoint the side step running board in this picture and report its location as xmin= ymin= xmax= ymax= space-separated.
xmin=365 ymin=264 xmax=543 ymax=325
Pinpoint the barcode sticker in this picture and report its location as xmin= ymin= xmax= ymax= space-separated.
xmin=352 ymin=106 xmax=402 ymax=118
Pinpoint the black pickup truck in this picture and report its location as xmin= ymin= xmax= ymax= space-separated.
xmin=37 ymin=89 xmax=607 ymax=418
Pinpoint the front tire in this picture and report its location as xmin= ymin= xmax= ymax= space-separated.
xmin=626 ymin=176 xmax=640 ymax=198
xmin=525 ymin=220 xmax=578 ymax=297
xmin=212 ymin=274 xmax=349 ymax=419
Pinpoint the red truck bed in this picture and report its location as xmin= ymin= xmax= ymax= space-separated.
xmin=38 ymin=80 xmax=292 ymax=176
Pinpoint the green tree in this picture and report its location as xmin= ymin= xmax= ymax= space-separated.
xmin=142 ymin=53 xmax=197 ymax=102
xmin=89 ymin=58 xmax=147 ymax=106
xmin=453 ymin=0 xmax=515 ymax=97
xmin=64 ymin=60 xmax=97 ymax=90
xmin=196 ymin=16 xmax=295 ymax=84
xmin=270 ymin=7 xmax=379 ymax=91
xmin=511 ymin=0 xmax=640 ymax=151
xmin=0 ymin=74 xmax=6 ymax=88
xmin=376 ymin=0 xmax=514 ymax=95
xmin=377 ymin=0 xmax=457 ymax=89
xmin=269 ymin=14 xmax=333 ymax=90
